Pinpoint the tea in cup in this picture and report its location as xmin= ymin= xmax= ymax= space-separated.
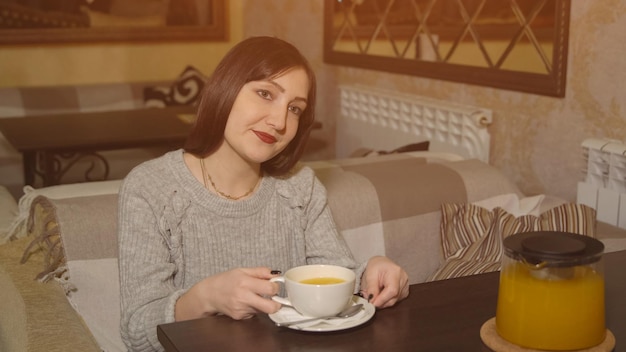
xmin=270 ymin=264 xmax=356 ymax=318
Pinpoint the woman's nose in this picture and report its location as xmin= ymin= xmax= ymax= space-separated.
xmin=265 ymin=106 xmax=288 ymax=131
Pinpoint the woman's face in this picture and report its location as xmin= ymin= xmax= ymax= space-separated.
xmin=222 ymin=67 xmax=309 ymax=165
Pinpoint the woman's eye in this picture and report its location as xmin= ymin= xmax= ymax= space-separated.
xmin=257 ymin=90 xmax=272 ymax=100
xmin=288 ymin=105 xmax=303 ymax=116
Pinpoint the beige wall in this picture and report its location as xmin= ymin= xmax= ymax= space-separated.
xmin=241 ymin=0 xmax=334 ymax=161
xmin=243 ymin=0 xmax=626 ymax=202
xmin=0 ymin=1 xmax=245 ymax=87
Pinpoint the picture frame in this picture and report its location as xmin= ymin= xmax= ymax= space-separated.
xmin=0 ymin=0 xmax=226 ymax=44
xmin=324 ymin=0 xmax=570 ymax=97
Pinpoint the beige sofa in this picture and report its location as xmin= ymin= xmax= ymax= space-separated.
xmin=1 ymin=152 xmax=625 ymax=352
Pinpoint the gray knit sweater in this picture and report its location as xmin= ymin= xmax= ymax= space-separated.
xmin=118 ymin=150 xmax=364 ymax=351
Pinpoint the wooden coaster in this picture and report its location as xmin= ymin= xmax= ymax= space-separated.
xmin=480 ymin=317 xmax=615 ymax=352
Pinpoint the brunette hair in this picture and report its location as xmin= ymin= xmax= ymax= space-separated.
xmin=184 ymin=36 xmax=317 ymax=176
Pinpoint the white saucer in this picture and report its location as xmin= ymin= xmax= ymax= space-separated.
xmin=269 ymin=296 xmax=375 ymax=332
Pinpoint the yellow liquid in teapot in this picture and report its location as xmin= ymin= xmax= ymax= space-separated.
xmin=496 ymin=263 xmax=605 ymax=350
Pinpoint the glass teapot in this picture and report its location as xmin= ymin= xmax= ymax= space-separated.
xmin=495 ymin=231 xmax=606 ymax=350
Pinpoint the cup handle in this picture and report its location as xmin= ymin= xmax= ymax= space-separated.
xmin=269 ymin=276 xmax=293 ymax=307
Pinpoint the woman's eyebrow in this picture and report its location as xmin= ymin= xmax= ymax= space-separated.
xmin=292 ymin=97 xmax=308 ymax=104
xmin=266 ymin=80 xmax=286 ymax=93
xmin=266 ymin=80 xmax=307 ymax=104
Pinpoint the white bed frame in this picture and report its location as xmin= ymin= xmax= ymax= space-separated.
xmin=336 ymin=85 xmax=493 ymax=162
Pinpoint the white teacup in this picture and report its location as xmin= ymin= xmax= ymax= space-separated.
xmin=270 ymin=264 xmax=356 ymax=318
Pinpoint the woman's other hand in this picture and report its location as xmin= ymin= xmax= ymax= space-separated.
xmin=175 ymin=267 xmax=282 ymax=321
xmin=360 ymin=256 xmax=409 ymax=308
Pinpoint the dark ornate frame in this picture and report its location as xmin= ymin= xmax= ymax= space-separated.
xmin=0 ymin=0 xmax=226 ymax=44
xmin=323 ymin=0 xmax=570 ymax=97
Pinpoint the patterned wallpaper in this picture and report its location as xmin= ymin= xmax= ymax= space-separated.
xmin=243 ymin=0 xmax=626 ymax=202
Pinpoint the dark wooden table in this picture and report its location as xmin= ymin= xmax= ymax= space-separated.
xmin=0 ymin=106 xmax=195 ymax=186
xmin=157 ymin=250 xmax=625 ymax=352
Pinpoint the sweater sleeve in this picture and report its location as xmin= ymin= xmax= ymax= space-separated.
xmin=117 ymin=168 xmax=187 ymax=352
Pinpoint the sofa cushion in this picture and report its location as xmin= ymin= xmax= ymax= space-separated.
xmin=0 ymin=236 xmax=101 ymax=352
xmin=0 ymin=185 xmax=17 ymax=235
xmin=2 ymin=180 xmax=122 ymax=245
xmin=428 ymin=202 xmax=597 ymax=281
xmin=0 ymin=83 xmax=151 ymax=119
xmin=596 ymin=221 xmax=626 ymax=253
xmin=307 ymin=155 xmax=522 ymax=284
xmin=21 ymin=194 xmax=124 ymax=352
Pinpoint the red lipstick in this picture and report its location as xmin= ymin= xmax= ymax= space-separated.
xmin=254 ymin=131 xmax=277 ymax=144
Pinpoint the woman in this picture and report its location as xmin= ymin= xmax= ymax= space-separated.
xmin=118 ymin=36 xmax=409 ymax=351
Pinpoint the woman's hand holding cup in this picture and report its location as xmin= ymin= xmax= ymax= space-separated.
xmin=175 ymin=267 xmax=282 ymax=321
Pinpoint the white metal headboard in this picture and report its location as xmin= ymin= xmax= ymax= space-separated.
xmin=337 ymin=85 xmax=493 ymax=162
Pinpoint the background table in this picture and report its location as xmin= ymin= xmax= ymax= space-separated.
xmin=158 ymin=250 xmax=625 ymax=352
xmin=0 ymin=106 xmax=194 ymax=186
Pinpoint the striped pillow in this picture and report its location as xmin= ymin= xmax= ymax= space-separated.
xmin=428 ymin=203 xmax=596 ymax=281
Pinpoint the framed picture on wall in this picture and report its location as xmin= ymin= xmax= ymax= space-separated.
xmin=0 ymin=0 xmax=226 ymax=44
